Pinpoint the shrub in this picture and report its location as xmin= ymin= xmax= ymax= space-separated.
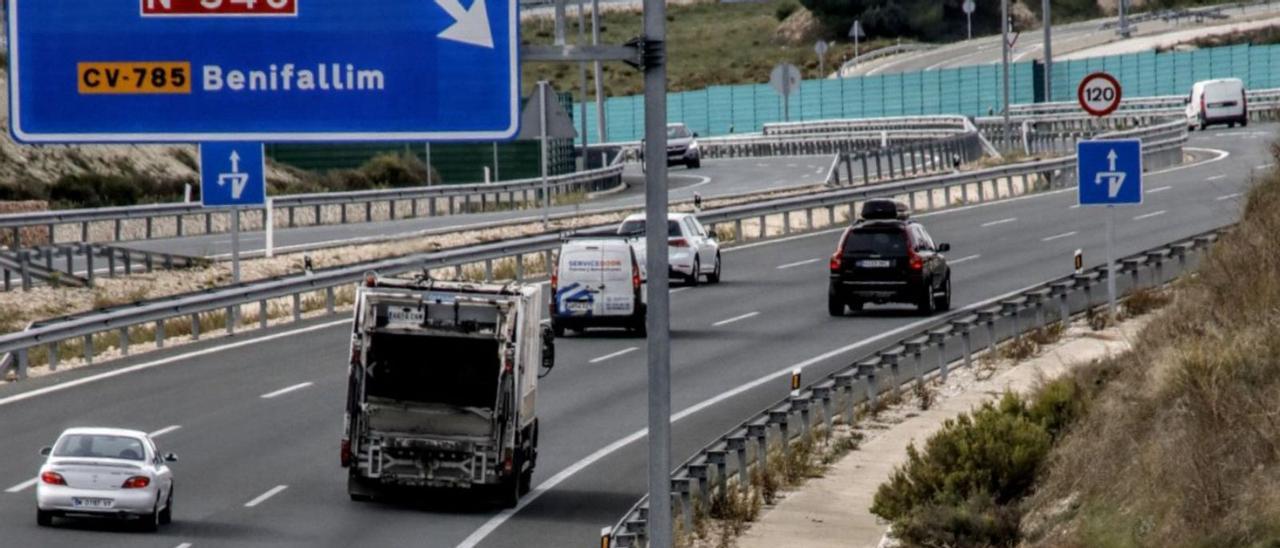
xmin=891 ymin=493 xmax=1023 ymax=548
xmin=360 ymin=152 xmax=432 ymax=188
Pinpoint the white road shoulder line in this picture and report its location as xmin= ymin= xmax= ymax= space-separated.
xmin=1133 ymin=210 xmax=1167 ymax=221
xmin=1216 ymin=192 xmax=1242 ymax=201
xmin=244 ymin=485 xmax=288 ymax=508
xmin=5 ymin=477 xmax=38 ymax=493
xmin=1206 ymin=174 xmax=1227 ymax=181
xmin=260 ymin=382 xmax=313 ymax=399
xmin=1041 ymin=231 xmax=1078 ymax=242
xmin=948 ymin=254 xmax=981 ymax=265
xmin=712 ymin=311 xmax=760 ymax=327
xmin=980 ymin=217 xmax=1017 ymax=227
xmin=1146 ymin=186 xmax=1171 ymax=194
xmin=589 ymin=347 xmax=638 ymax=364
xmin=174 ymin=543 xmax=193 ymax=548
xmin=776 ymin=258 xmax=821 ymax=270
xmin=149 ymin=425 xmax=182 ymax=438
xmin=1257 ymin=163 xmax=1275 ymax=170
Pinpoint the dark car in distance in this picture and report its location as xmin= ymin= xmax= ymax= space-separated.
xmin=828 ymin=200 xmax=952 ymax=316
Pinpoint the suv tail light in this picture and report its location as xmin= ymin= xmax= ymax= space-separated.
xmin=669 ymin=238 xmax=690 ymax=248
xmin=340 ymin=439 xmax=352 ymax=468
xmin=906 ymin=228 xmax=924 ymax=270
xmin=831 ymin=230 xmax=849 ymax=272
xmin=40 ymin=471 xmax=65 ymax=486
xmin=121 ymin=476 xmax=151 ymax=489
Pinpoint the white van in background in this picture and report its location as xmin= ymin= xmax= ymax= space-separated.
xmin=1187 ymin=78 xmax=1248 ymax=130
xmin=550 ymin=237 xmax=646 ymax=337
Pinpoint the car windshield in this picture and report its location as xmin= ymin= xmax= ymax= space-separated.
xmin=667 ymin=126 xmax=690 ymax=139
xmin=845 ymin=229 xmax=908 ymax=256
xmin=618 ymin=220 xmax=683 ymax=237
xmin=53 ymin=434 xmax=146 ymax=461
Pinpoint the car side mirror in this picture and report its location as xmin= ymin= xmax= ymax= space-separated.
xmin=164 ymin=453 xmax=179 ymax=463
xmin=39 ymin=446 xmax=51 ymax=457
xmin=540 ymin=324 xmax=556 ymax=377
xmin=938 ymin=243 xmax=951 ymax=253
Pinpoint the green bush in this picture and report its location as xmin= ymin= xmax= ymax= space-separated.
xmin=0 ymin=179 xmax=50 ymax=201
xmin=359 ymin=152 xmax=432 ymax=188
xmin=48 ymin=173 xmax=197 ymax=208
xmin=892 ymin=493 xmax=1022 ymax=548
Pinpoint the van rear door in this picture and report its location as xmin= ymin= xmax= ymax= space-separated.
xmin=598 ymin=243 xmax=635 ymax=317
xmin=557 ymin=243 xmax=605 ymax=318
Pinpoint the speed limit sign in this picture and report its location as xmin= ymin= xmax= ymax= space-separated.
xmin=1078 ymin=72 xmax=1123 ymax=117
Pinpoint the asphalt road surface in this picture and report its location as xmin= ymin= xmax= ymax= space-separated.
xmin=0 ymin=125 xmax=1271 ymax=548
xmin=120 ymin=156 xmax=834 ymax=261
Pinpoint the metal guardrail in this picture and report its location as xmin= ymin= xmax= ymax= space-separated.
xmin=1007 ymin=88 xmax=1280 ymax=118
xmin=696 ymin=130 xmax=969 ymax=160
xmin=836 ymin=43 xmax=938 ymax=76
xmin=762 ymin=116 xmax=971 ymax=136
xmin=0 ymin=121 xmax=1186 ymax=379
xmin=603 ymin=222 xmax=1228 ymax=547
xmin=0 ymin=244 xmax=207 ymax=292
xmin=0 ymin=158 xmax=627 ymax=251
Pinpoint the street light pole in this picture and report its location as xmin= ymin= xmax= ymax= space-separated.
xmin=1118 ymin=0 xmax=1131 ymax=38
xmin=641 ymin=0 xmax=672 ymax=546
xmin=1001 ymin=0 xmax=1011 ymax=151
xmin=1043 ymin=0 xmax=1053 ymax=101
xmin=591 ymin=0 xmax=607 ymax=144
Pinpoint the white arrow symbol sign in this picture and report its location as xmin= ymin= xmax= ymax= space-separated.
xmin=1095 ymin=149 xmax=1126 ymax=199
xmin=436 ymin=0 xmax=494 ymax=49
xmin=217 ymin=150 xmax=251 ymax=200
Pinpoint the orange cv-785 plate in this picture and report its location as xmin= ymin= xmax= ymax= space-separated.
xmin=78 ymin=62 xmax=192 ymax=94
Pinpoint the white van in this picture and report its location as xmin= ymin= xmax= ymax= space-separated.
xmin=550 ymin=237 xmax=646 ymax=337
xmin=1187 ymin=78 xmax=1248 ymax=130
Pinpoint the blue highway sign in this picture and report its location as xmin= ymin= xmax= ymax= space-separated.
xmin=201 ymin=143 xmax=266 ymax=208
xmin=8 ymin=0 xmax=519 ymax=143
xmin=1077 ymin=139 xmax=1143 ymax=207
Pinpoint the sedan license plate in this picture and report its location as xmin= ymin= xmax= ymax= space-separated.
xmin=858 ymin=259 xmax=891 ymax=268
xmin=567 ymin=301 xmax=592 ymax=312
xmin=72 ymin=497 xmax=114 ymax=509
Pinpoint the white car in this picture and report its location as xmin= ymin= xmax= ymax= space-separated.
xmin=618 ymin=213 xmax=721 ymax=286
xmin=1186 ymin=78 xmax=1248 ymax=130
xmin=36 ymin=427 xmax=177 ymax=531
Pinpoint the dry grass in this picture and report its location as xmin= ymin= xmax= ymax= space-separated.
xmin=1022 ymin=151 xmax=1280 ymax=547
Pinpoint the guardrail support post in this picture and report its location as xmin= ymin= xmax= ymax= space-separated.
xmin=313 ymin=205 xmax=322 ymax=226
xmin=155 ymin=320 xmax=165 ymax=349
xmin=728 ymin=437 xmax=749 ymax=494
xmin=484 ymin=259 xmax=493 ymax=282
xmin=326 ymin=287 xmax=336 ymax=314
xmin=796 ymin=399 xmax=811 ymax=437
xmin=48 ymin=343 xmax=59 ymax=371
xmin=757 ymin=216 xmax=767 ymax=239
xmin=883 ymin=355 xmax=901 ymax=400
xmin=118 ymin=327 xmax=129 ymax=356
xmin=226 ymin=306 xmax=237 ymax=335
xmin=123 ymin=251 xmax=132 ymax=275
xmin=16 ymin=348 xmax=28 ymax=379
xmin=113 ymin=219 xmax=122 ymax=242
xmin=363 ymin=201 xmax=372 ymax=222
xmin=63 ymin=246 xmax=74 ymax=277
xmin=19 ymin=250 xmax=32 ymax=291
xmin=3 ymin=268 xmax=9 ymax=292
xmin=107 ymin=250 xmax=116 ymax=278
xmin=190 ymin=313 xmax=201 ymax=340
xmin=145 ymin=217 xmax=153 ymax=240
xmin=80 ymin=222 xmax=89 ymax=244
xmin=515 ymin=254 xmax=524 ymax=282
xmin=749 ymin=422 xmax=768 ymax=486
xmin=733 ymin=220 xmax=743 ymax=244
xmin=783 ymin=212 xmax=792 ymax=235
xmin=674 ymin=479 xmax=692 ymax=537
xmin=83 ymin=334 xmax=94 ymax=365
xmin=860 ymin=154 xmax=870 ymax=184
xmin=388 ymin=200 xmax=397 ymax=221
xmin=708 ymin=451 xmax=728 ymax=501
xmin=340 ymin=204 xmax=349 ymax=224
xmin=428 ymin=197 xmax=437 ymax=217
xmin=805 ymin=208 xmax=814 ymax=232
xmin=875 ymin=152 xmax=883 ymax=181
xmin=260 ymin=301 xmax=269 ymax=330
xmin=293 ymin=294 xmax=302 ymax=322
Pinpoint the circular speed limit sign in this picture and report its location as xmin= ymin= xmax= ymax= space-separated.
xmin=1078 ymin=72 xmax=1123 ymax=117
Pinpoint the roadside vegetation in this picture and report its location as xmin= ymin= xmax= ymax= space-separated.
xmin=869 ymin=145 xmax=1280 ymax=547
xmin=1158 ymin=24 xmax=1280 ymax=51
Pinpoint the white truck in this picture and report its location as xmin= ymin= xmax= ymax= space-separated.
xmin=341 ymin=276 xmax=555 ymax=507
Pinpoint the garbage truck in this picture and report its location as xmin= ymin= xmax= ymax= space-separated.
xmin=341 ymin=275 xmax=555 ymax=507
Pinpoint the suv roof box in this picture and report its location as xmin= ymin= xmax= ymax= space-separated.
xmin=860 ymin=199 xmax=911 ymax=221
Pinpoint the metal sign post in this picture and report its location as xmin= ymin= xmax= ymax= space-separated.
xmin=963 ymin=0 xmax=975 ymax=40
xmin=1043 ymin=0 xmax=1053 ymax=99
xmin=814 ymin=40 xmax=829 ymax=78
xmin=1077 ymin=139 xmax=1143 ymax=320
xmin=642 ymin=0 xmax=672 ymax=541
xmin=770 ymin=63 xmax=801 ymax=122
xmin=10 ymin=0 xmax=522 ymax=142
xmin=1001 ymin=0 xmax=1012 ymax=151
xmin=848 ymin=21 xmax=865 ymax=60
xmin=540 ymin=81 xmax=551 ymax=228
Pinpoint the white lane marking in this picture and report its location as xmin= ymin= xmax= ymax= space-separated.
xmin=1146 ymin=186 xmax=1171 ymax=194
xmin=0 ymin=148 xmax=1237 ymax=410
xmin=149 ymin=425 xmax=182 ymax=438
xmin=456 ymin=275 xmax=1073 ymax=548
xmin=244 ymin=485 xmax=288 ymax=508
xmin=0 ymin=319 xmax=350 ymax=409
xmin=980 ymin=217 xmax=1017 ymax=227
xmin=949 ymin=254 xmax=981 ymax=265
xmin=1257 ymin=163 xmax=1275 ymax=170
xmin=670 ymin=287 xmax=691 ymax=295
xmin=712 ymin=311 xmax=760 ymax=327
xmin=5 ymin=478 xmax=38 ymax=493
xmin=1041 ymin=231 xmax=1078 ymax=242
xmin=175 ymin=543 xmax=193 ymax=548
xmin=1206 ymin=174 xmax=1227 ymax=181
xmin=1216 ymin=192 xmax=1242 ymax=201
xmin=589 ymin=347 xmax=638 ymax=364
xmin=776 ymin=258 xmax=821 ymax=270
xmin=1068 ymin=204 xmax=1081 ymax=210
xmin=1133 ymin=210 xmax=1167 ymax=221
xmin=259 ymin=382 xmax=314 ymax=400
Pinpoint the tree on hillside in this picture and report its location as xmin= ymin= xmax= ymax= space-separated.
xmin=799 ymin=0 xmax=1008 ymax=41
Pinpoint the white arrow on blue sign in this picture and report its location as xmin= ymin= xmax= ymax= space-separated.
xmin=1077 ymin=139 xmax=1143 ymax=206
xmin=9 ymin=0 xmax=519 ymax=143
xmin=201 ymin=143 xmax=266 ymax=208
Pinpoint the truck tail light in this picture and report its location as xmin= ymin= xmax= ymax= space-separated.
xmin=121 ymin=476 xmax=151 ymax=489
xmin=340 ymin=439 xmax=352 ymax=468
xmin=40 ymin=471 xmax=65 ymax=486
xmin=502 ymin=449 xmax=514 ymax=475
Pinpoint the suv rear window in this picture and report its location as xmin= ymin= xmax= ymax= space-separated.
xmin=844 ymin=227 xmax=908 ymax=256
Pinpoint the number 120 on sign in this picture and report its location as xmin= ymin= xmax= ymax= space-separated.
xmin=1078 ymin=72 xmax=1123 ymax=117
xmin=142 ymin=0 xmax=298 ymax=16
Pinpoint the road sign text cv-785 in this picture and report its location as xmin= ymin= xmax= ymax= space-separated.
xmin=8 ymin=0 xmax=520 ymax=143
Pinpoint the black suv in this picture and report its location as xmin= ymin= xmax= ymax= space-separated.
xmin=828 ymin=200 xmax=952 ymax=316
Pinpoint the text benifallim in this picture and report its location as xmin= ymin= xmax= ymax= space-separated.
xmin=202 ymin=63 xmax=386 ymax=92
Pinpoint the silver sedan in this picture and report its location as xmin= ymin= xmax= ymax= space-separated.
xmin=36 ymin=427 xmax=177 ymax=531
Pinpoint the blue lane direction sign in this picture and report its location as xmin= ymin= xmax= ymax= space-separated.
xmin=9 ymin=0 xmax=519 ymax=143
xmin=201 ymin=143 xmax=266 ymax=208
xmin=1077 ymin=139 xmax=1143 ymax=207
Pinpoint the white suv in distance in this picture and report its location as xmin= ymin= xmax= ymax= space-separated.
xmin=618 ymin=213 xmax=721 ymax=286
xmin=36 ymin=427 xmax=177 ymax=531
